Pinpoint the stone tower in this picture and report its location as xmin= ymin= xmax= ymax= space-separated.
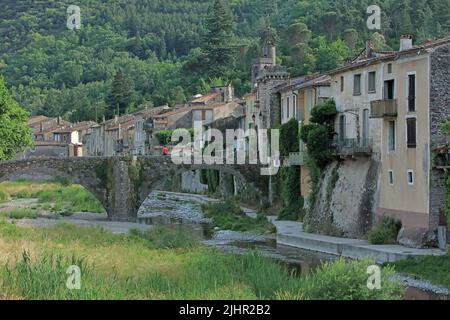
xmin=250 ymin=28 xmax=289 ymax=129
xmin=251 ymin=28 xmax=278 ymax=89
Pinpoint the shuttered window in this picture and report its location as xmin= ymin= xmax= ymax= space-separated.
xmin=368 ymin=71 xmax=376 ymax=93
xmin=406 ymin=118 xmax=417 ymax=148
xmin=353 ymin=74 xmax=361 ymax=95
xmin=408 ymin=74 xmax=416 ymax=112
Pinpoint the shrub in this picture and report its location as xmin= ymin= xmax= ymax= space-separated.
xmin=441 ymin=121 xmax=450 ymax=134
xmin=306 ymin=124 xmax=333 ymax=168
xmin=12 ymin=191 xmax=33 ymax=199
xmin=301 ymin=258 xmax=404 ymax=300
xmin=201 ymin=200 xmax=272 ymax=233
xmin=0 ymin=190 xmax=9 ymax=203
xmin=2 ymin=209 xmax=38 ymax=219
xmin=279 ymin=118 xmax=299 ymax=157
xmin=368 ymin=216 xmax=402 ymax=245
xmin=129 ymin=226 xmax=201 ymax=249
xmin=309 ymin=99 xmax=338 ymax=125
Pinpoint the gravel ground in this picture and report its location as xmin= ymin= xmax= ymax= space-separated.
xmin=138 ymin=192 xmax=213 ymax=224
xmin=392 ymin=274 xmax=450 ymax=297
xmin=15 ymin=213 xmax=151 ymax=234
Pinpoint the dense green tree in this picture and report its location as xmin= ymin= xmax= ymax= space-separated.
xmin=0 ymin=0 xmax=447 ymax=121
xmin=203 ymin=0 xmax=235 ymax=79
xmin=0 ymin=76 xmax=32 ymax=160
xmin=106 ymin=70 xmax=132 ymax=119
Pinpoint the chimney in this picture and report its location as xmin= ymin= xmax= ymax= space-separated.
xmin=57 ymin=116 xmax=61 ymax=125
xmin=400 ymin=35 xmax=413 ymax=51
xmin=365 ymin=40 xmax=373 ymax=58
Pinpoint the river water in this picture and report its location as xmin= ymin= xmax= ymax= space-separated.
xmin=137 ymin=191 xmax=449 ymax=300
xmin=137 ymin=191 xmax=335 ymax=273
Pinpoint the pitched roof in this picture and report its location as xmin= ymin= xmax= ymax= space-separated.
xmin=152 ymin=106 xmax=192 ymax=119
xmin=29 ymin=116 xmax=49 ymax=125
xmin=190 ymin=92 xmax=220 ymax=104
xmin=328 ymin=36 xmax=450 ymax=75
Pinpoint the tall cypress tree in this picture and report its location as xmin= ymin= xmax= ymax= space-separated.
xmin=203 ymin=0 xmax=235 ymax=79
xmin=106 ymin=70 xmax=132 ymax=119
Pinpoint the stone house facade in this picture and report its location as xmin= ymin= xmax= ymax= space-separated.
xmin=322 ymin=36 xmax=450 ymax=239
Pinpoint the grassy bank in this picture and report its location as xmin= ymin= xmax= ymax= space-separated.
xmin=201 ymin=201 xmax=274 ymax=234
xmin=0 ymin=220 xmax=404 ymax=300
xmin=389 ymin=253 xmax=450 ymax=290
xmin=0 ymin=180 xmax=105 ymax=216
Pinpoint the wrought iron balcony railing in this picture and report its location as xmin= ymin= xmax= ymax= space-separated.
xmin=370 ymin=99 xmax=398 ymax=118
xmin=330 ymin=138 xmax=373 ymax=157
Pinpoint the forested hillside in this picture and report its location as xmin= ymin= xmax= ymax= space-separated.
xmin=0 ymin=0 xmax=449 ymax=122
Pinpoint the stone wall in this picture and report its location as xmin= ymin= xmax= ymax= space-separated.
xmin=181 ymin=170 xmax=208 ymax=193
xmin=0 ymin=157 xmax=268 ymax=221
xmin=305 ymin=158 xmax=379 ymax=238
xmin=429 ymin=43 xmax=450 ymax=230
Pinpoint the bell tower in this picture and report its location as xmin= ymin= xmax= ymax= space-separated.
xmin=251 ymin=28 xmax=278 ymax=89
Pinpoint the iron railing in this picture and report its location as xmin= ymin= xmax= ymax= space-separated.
xmin=331 ymin=138 xmax=373 ymax=156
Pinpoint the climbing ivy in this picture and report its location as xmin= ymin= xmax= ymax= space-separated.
xmin=94 ymin=159 xmax=115 ymax=207
xmin=95 ymin=159 xmax=114 ymax=190
xmin=128 ymin=161 xmax=144 ymax=211
xmin=205 ymin=169 xmax=220 ymax=194
xmin=445 ymin=170 xmax=450 ymax=224
xmin=300 ymin=99 xmax=338 ymax=230
xmin=277 ymin=118 xmax=303 ymax=221
xmin=300 ymin=99 xmax=337 ymax=169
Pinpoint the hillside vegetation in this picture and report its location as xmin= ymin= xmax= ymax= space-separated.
xmin=0 ymin=0 xmax=449 ymax=122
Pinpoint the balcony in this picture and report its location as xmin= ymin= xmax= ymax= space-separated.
xmin=331 ymin=138 xmax=373 ymax=157
xmin=370 ymin=99 xmax=398 ymax=118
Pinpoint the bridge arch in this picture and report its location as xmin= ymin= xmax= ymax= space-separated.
xmin=0 ymin=157 xmax=269 ymax=222
xmin=0 ymin=158 xmax=111 ymax=217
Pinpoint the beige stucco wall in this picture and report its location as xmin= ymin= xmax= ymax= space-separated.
xmin=378 ymin=55 xmax=430 ymax=229
xmin=330 ymin=64 xmax=384 ymax=156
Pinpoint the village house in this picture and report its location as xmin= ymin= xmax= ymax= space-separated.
xmin=19 ymin=116 xmax=92 ymax=159
xmin=84 ymin=105 xmax=169 ymax=157
xmin=324 ymin=35 xmax=450 ymax=243
xmin=277 ymin=74 xmax=331 ymax=197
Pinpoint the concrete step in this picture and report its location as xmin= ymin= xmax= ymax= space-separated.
xmin=273 ymin=220 xmax=446 ymax=263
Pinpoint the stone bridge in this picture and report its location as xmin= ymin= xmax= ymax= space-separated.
xmin=0 ymin=157 xmax=270 ymax=221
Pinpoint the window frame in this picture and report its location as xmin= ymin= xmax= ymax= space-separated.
xmin=368 ymin=71 xmax=376 ymax=93
xmin=407 ymin=71 xmax=417 ymax=113
xmin=388 ymin=120 xmax=396 ymax=153
xmin=406 ymin=116 xmax=417 ymax=149
xmin=407 ymin=170 xmax=414 ymax=186
xmin=353 ymin=74 xmax=362 ymax=96
xmin=388 ymin=170 xmax=394 ymax=186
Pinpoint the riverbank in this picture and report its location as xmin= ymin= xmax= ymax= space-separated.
xmin=0 ymin=220 xmax=404 ymax=300
xmin=271 ymin=219 xmax=445 ymax=263
xmin=0 ymin=187 xmax=448 ymax=299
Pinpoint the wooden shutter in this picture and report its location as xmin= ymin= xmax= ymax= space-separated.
xmin=406 ymin=118 xmax=416 ymax=148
